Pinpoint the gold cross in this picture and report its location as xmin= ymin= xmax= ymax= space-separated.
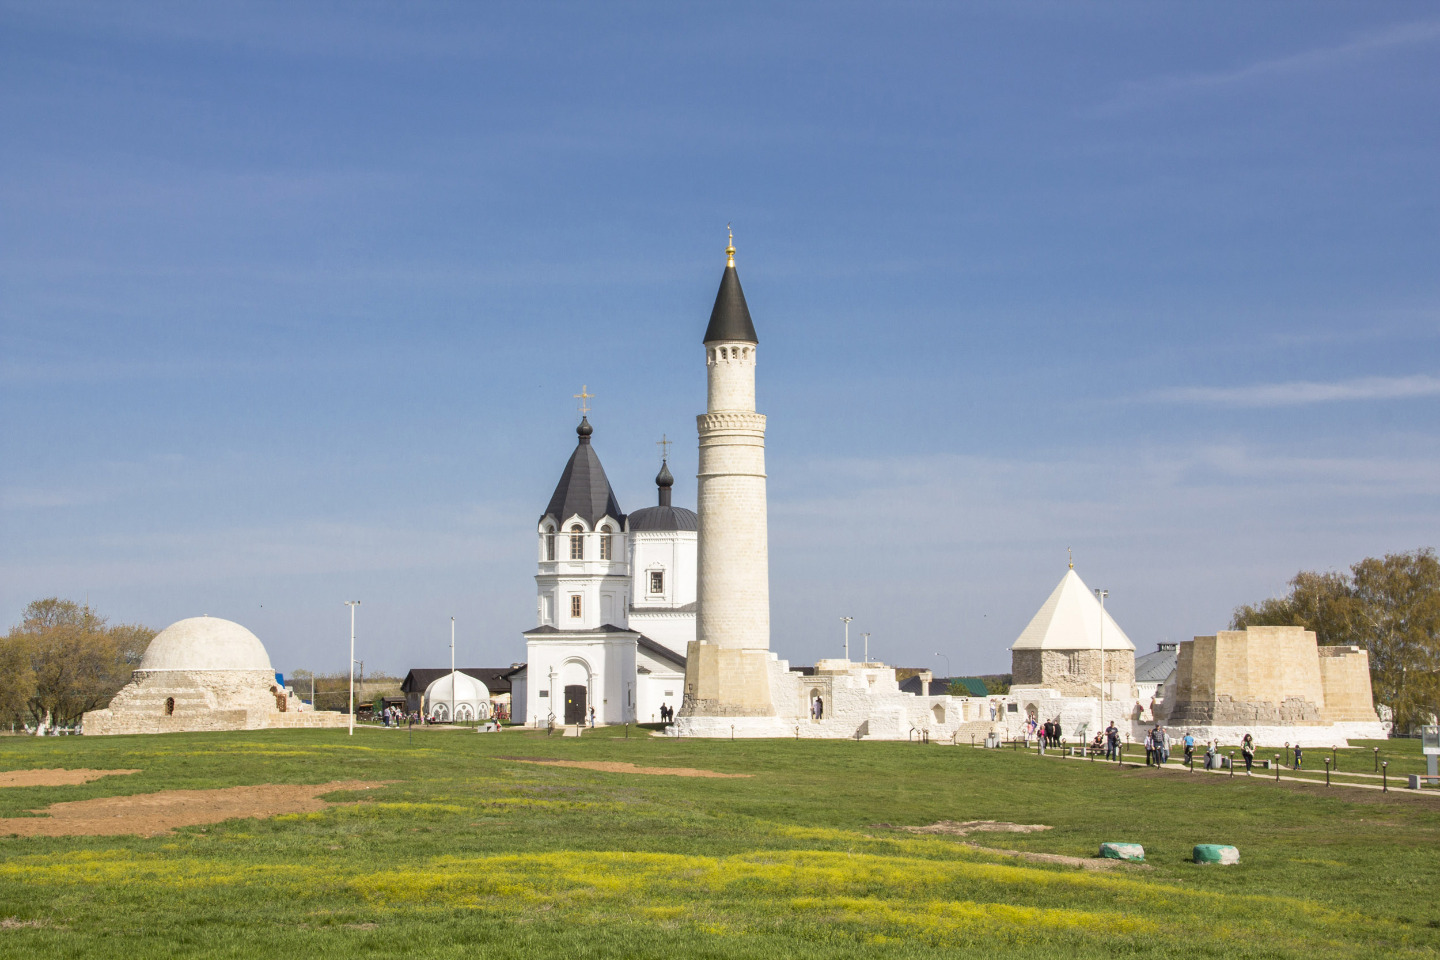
xmin=656 ymin=434 xmax=672 ymax=461
xmin=1068 ymin=546 xmax=1073 ymax=570
xmin=573 ymin=384 xmax=594 ymax=416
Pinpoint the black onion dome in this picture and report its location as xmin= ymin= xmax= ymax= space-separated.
xmin=540 ymin=420 xmax=624 ymax=527
xmin=627 ymin=505 xmax=698 ymax=532
xmin=702 ymin=263 xmax=758 ymax=344
xmin=655 ymin=460 xmax=674 ymax=488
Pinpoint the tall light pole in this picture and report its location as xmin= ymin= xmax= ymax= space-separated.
xmin=841 ymin=617 xmax=854 ymax=661
xmin=1094 ymin=588 xmax=1109 ymax=712
xmin=450 ymin=616 xmax=457 ymax=723
xmin=345 ymin=601 xmax=361 ymax=736
xmin=935 ymin=652 xmax=951 ymax=679
xmin=861 ymin=632 xmax=871 ymax=664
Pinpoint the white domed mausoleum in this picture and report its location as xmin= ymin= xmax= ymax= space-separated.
xmin=424 ymin=671 xmax=492 ymax=722
xmin=83 ymin=616 xmax=347 ymax=735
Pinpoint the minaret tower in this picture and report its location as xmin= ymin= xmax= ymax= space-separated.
xmin=681 ymin=230 xmax=777 ymax=719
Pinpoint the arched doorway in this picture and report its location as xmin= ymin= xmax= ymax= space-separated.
xmin=564 ymin=685 xmax=587 ymax=724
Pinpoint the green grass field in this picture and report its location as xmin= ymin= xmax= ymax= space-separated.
xmin=0 ymin=727 xmax=1436 ymax=959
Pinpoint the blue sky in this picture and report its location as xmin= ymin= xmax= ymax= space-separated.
xmin=2 ymin=2 xmax=1437 ymax=677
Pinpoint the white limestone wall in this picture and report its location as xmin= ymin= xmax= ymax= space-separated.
xmin=697 ymin=340 xmax=769 ymax=652
xmin=628 ymin=528 xmax=697 ymax=655
xmin=522 ymin=635 xmax=638 ymax=726
xmin=636 ymin=669 xmax=685 ymax=724
xmin=627 ymin=611 xmax=695 ymax=657
xmin=535 ymin=515 xmax=630 ymax=630
xmin=675 ymin=657 xmax=1007 ymax=741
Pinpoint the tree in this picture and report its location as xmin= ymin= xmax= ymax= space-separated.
xmin=3 ymin=599 xmax=156 ymax=727
xmin=1231 ymin=550 xmax=1440 ymax=731
xmin=1230 ymin=570 xmax=1355 ymax=645
xmin=1349 ymin=550 xmax=1440 ymax=732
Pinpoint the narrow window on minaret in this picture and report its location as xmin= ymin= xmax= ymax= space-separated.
xmin=570 ymin=524 xmax=584 ymax=560
xmin=570 ymin=595 xmax=582 ymax=619
xmin=600 ymin=524 xmax=613 ymax=560
xmin=544 ymin=526 xmax=556 ymax=561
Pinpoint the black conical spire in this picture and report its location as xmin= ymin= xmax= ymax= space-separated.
xmin=702 ymin=229 xmax=758 ymax=344
xmin=541 ymin=418 xmax=624 ymax=527
xmin=656 ymin=459 xmax=673 ymax=507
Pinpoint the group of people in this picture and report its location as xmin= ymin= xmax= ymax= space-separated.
xmin=658 ymin=703 xmax=675 ymax=723
xmin=378 ymin=705 xmax=417 ymax=727
xmin=1144 ymin=725 xmax=1171 ymax=765
xmin=810 ymin=696 xmax=825 ymax=720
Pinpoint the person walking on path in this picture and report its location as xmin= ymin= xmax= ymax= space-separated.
xmin=1293 ymin=743 xmax=1303 ymax=770
xmin=1157 ymin=726 xmax=1170 ymax=764
xmin=1106 ymin=722 xmax=1120 ymax=761
xmin=1144 ymin=729 xmax=1155 ymax=766
xmin=1242 ymin=734 xmax=1255 ymax=773
xmin=1183 ymin=733 xmax=1196 ymax=766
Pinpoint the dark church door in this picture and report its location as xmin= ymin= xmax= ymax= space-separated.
xmin=564 ymin=685 xmax=587 ymax=725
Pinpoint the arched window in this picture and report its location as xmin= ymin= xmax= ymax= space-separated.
xmin=164 ymin=697 xmax=175 ymax=716
xmin=544 ymin=524 xmax=556 ymax=561
xmin=569 ymin=524 xmax=584 ymax=560
xmin=599 ymin=524 xmax=613 ymax=560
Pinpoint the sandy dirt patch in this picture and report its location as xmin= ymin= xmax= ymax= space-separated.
xmin=0 ymin=780 xmax=389 ymax=837
xmin=879 ymin=820 xmax=1053 ymax=837
xmin=0 ymin=769 xmax=140 ymax=788
xmin=874 ymin=821 xmax=1145 ymax=871
xmin=502 ymin=758 xmax=751 ymax=779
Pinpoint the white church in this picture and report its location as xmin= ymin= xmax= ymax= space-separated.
xmin=507 ymin=423 xmax=697 ymax=727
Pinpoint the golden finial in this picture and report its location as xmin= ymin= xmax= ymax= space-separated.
xmin=573 ymin=384 xmax=594 ymax=416
xmin=1068 ymin=546 xmax=1073 ymax=570
xmin=725 ymin=223 xmax=735 ymax=267
xmin=656 ymin=434 xmax=672 ymax=461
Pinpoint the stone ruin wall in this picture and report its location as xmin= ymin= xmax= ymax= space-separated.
xmin=1011 ymin=648 xmax=1135 ymax=699
xmin=84 ymin=669 xmax=346 ymax=735
xmin=1316 ymin=646 xmax=1381 ymax=722
xmin=1166 ymin=626 xmax=1378 ymax=726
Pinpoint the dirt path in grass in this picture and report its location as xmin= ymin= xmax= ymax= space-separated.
xmin=0 ymin=769 xmax=140 ymax=788
xmin=502 ymin=758 xmax=751 ymax=779
xmin=879 ymin=819 xmax=1052 ymax=837
xmin=0 ymin=780 xmax=389 ymax=837
xmin=874 ymin=821 xmax=1144 ymax=871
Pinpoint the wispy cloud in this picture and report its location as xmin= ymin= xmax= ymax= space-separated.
xmin=1151 ymin=375 xmax=1440 ymax=407
xmin=1095 ymin=20 xmax=1440 ymax=114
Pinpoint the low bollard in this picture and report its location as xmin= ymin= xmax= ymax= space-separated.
xmin=1375 ymin=747 xmax=1381 ymax=772
xmin=1382 ymin=761 xmax=1388 ymax=792
xmin=1332 ymin=745 xmax=1338 ymax=771
xmin=1229 ymin=752 xmax=1235 ymax=777
xmin=1325 ymin=757 xmax=1330 ymax=786
xmin=1275 ymin=756 xmax=1281 ymax=782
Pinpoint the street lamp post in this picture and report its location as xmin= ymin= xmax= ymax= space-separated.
xmin=935 ymin=652 xmax=951 ymax=684
xmin=345 ymin=601 xmax=361 ymax=736
xmin=861 ymin=633 xmax=871 ymax=664
xmin=450 ymin=616 xmax=457 ymax=723
xmin=1094 ymin=588 xmax=1109 ymax=718
xmin=841 ymin=617 xmax=854 ymax=661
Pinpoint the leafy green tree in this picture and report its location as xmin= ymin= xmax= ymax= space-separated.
xmin=3 ymin=598 xmax=156 ymax=726
xmin=1230 ymin=570 xmax=1355 ymax=645
xmin=1231 ymin=550 xmax=1439 ymax=731
xmin=1348 ymin=550 xmax=1440 ymax=732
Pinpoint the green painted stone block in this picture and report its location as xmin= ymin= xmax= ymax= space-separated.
xmin=1099 ymin=842 xmax=1145 ymax=862
xmin=1193 ymin=844 xmax=1240 ymax=864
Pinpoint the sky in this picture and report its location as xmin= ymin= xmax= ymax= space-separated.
xmin=2 ymin=2 xmax=1437 ymax=678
